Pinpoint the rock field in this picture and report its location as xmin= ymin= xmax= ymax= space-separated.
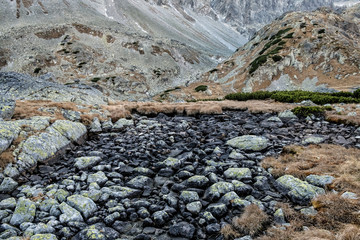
xmin=0 ymin=110 xmax=359 ymax=239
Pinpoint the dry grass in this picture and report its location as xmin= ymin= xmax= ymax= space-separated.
xmin=261 ymin=144 xmax=360 ymax=194
xmin=220 ymin=224 xmax=241 ymax=240
xmin=0 ymin=150 xmax=15 ymax=169
xmin=232 ymin=205 xmax=269 ymax=237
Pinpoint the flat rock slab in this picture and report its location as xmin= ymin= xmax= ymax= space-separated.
xmin=227 ymin=135 xmax=269 ymax=151
xmin=224 ymin=168 xmax=252 ymax=181
xmin=0 ymin=121 xmax=21 ymax=154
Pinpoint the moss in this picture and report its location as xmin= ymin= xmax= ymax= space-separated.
xmin=292 ymin=106 xmax=332 ymax=117
xmin=353 ymin=88 xmax=360 ymax=98
xmin=268 ymin=46 xmax=283 ymax=55
xmin=249 ymin=55 xmax=268 ymax=74
xmin=195 ymin=85 xmax=208 ymax=92
xmin=272 ymin=55 xmax=283 ymax=62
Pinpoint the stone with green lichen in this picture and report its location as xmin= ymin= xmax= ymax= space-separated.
xmin=81 ymin=189 xmax=102 ymax=202
xmin=274 ymin=208 xmax=286 ymax=224
xmin=231 ymin=198 xmax=251 ymax=209
xmin=276 ymin=175 xmax=325 ymax=205
xmin=25 ymin=223 xmax=55 ymax=236
xmin=301 ymin=135 xmax=325 ymax=145
xmin=74 ymin=223 xmax=120 ymax=240
xmin=305 ymin=174 xmax=334 ymax=187
xmin=227 ymin=135 xmax=269 ymax=151
xmin=206 ymin=203 xmax=227 ymax=218
xmin=0 ymin=121 xmax=21 ymax=154
xmin=278 ymin=110 xmax=298 ymax=119
xmin=224 ymin=168 xmax=252 ymax=181
xmin=300 ymin=206 xmax=317 ymax=216
xmin=0 ymin=197 xmax=16 ymax=209
xmin=87 ymin=171 xmax=108 ymax=185
xmin=186 ymin=175 xmax=209 ymax=188
xmin=133 ymin=167 xmax=155 ymax=177
xmin=0 ymin=98 xmax=15 ymax=120
xmin=101 ymin=186 xmax=141 ymax=199
xmin=39 ymin=199 xmax=59 ymax=212
xmin=16 ymin=117 xmax=51 ymax=131
xmin=126 ymin=175 xmax=153 ymax=189
xmin=205 ymin=182 xmax=234 ymax=201
xmin=10 ymin=197 xmax=36 ymax=226
xmin=186 ymin=201 xmax=202 ymax=215
xmin=162 ymin=157 xmax=182 ymax=169
xmin=202 ymin=211 xmax=217 ymax=223
xmin=0 ymin=177 xmax=18 ymax=193
xmin=75 ymin=157 xmax=102 ymax=170
xmin=59 ymin=202 xmax=84 ymax=223
xmin=0 ymin=229 xmax=17 ymax=239
xmin=48 ymin=120 xmax=86 ymax=143
xmin=219 ymin=191 xmax=240 ymax=205
xmin=113 ymin=118 xmax=134 ymax=129
xmin=67 ymin=195 xmax=97 ymax=219
xmin=3 ymin=164 xmax=20 ymax=178
xmin=180 ymin=191 xmax=199 ymax=204
xmin=30 ymin=234 xmax=57 ymax=240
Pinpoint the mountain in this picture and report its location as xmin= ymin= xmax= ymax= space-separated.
xmin=167 ymin=3 xmax=360 ymax=100
xmin=0 ymin=0 xmax=338 ymax=101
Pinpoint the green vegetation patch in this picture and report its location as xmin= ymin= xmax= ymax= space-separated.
xmin=283 ymin=32 xmax=295 ymax=38
xmin=91 ymin=77 xmax=101 ymax=83
xmin=225 ymin=90 xmax=360 ymax=105
xmin=249 ymin=55 xmax=268 ymax=74
xmin=195 ymin=85 xmax=208 ymax=92
xmin=272 ymin=55 xmax=283 ymax=62
xmin=318 ymin=29 xmax=325 ymax=34
xmin=292 ymin=106 xmax=333 ymax=117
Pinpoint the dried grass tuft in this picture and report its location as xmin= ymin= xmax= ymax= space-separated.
xmin=220 ymin=224 xmax=241 ymax=240
xmin=232 ymin=204 xmax=269 ymax=236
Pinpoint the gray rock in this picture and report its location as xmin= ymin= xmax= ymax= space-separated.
xmin=25 ymin=223 xmax=55 ymax=235
xmin=102 ymin=186 xmax=141 ymax=199
xmin=0 ymin=121 xmax=21 ymax=154
xmin=152 ymin=211 xmax=169 ymax=227
xmin=202 ymin=211 xmax=217 ymax=224
xmin=0 ymin=197 xmax=16 ymax=209
xmin=90 ymin=118 xmax=102 ymax=133
xmin=169 ymin=222 xmax=196 ymax=239
xmin=205 ymin=182 xmax=234 ymax=201
xmin=113 ymin=118 xmax=134 ymax=129
xmin=126 ymin=176 xmax=153 ymax=189
xmin=231 ymin=198 xmax=251 ymax=209
xmin=10 ymin=197 xmax=36 ymax=226
xmin=276 ymin=175 xmax=325 ymax=205
xmin=302 ymin=135 xmax=325 ymax=145
xmin=206 ymin=203 xmax=227 ymax=218
xmin=186 ymin=175 xmax=209 ymax=188
xmin=180 ymin=191 xmax=200 ymax=204
xmin=101 ymin=120 xmax=113 ymax=130
xmin=219 ymin=191 xmax=240 ymax=205
xmin=67 ymin=195 xmax=97 ymax=219
xmin=274 ymin=208 xmax=286 ymax=224
xmin=39 ymin=199 xmax=59 ymax=212
xmin=0 ymin=177 xmax=18 ymax=193
xmin=341 ymin=191 xmax=358 ymax=200
xmin=229 ymin=150 xmax=246 ymax=160
xmin=62 ymin=110 xmax=81 ymax=122
xmin=278 ymin=110 xmax=298 ymax=119
xmin=50 ymin=120 xmax=87 ymax=143
xmin=59 ymin=202 xmax=84 ymax=223
xmin=206 ymin=223 xmax=221 ymax=234
xmin=227 ymin=135 xmax=269 ymax=151
xmin=300 ymin=206 xmax=317 ymax=216
xmin=162 ymin=157 xmax=182 ymax=169
xmin=305 ymin=175 xmax=334 ymax=187
xmin=3 ymin=164 xmax=20 ymax=178
xmin=74 ymin=223 xmax=120 ymax=240
xmin=224 ymin=168 xmax=252 ymax=181
xmin=30 ymin=234 xmax=58 ymax=240
xmin=75 ymin=157 xmax=102 ymax=170
xmin=0 ymin=98 xmax=15 ymax=120
xmin=186 ymin=201 xmax=202 ymax=215
xmin=87 ymin=171 xmax=108 ymax=185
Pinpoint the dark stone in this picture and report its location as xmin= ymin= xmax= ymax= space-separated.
xmin=169 ymin=222 xmax=196 ymax=239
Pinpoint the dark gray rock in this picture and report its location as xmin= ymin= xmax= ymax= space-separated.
xmin=169 ymin=222 xmax=196 ymax=239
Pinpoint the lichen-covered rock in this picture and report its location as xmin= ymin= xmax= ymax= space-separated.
xmin=276 ymin=175 xmax=325 ymax=205
xmin=219 ymin=191 xmax=240 ymax=205
xmin=62 ymin=110 xmax=81 ymax=122
xmin=152 ymin=210 xmax=169 ymax=227
xmin=186 ymin=175 xmax=209 ymax=188
xmin=10 ymin=197 xmax=36 ymax=226
xmin=278 ymin=110 xmax=298 ymax=119
xmin=180 ymin=191 xmax=200 ymax=204
xmin=0 ymin=121 xmax=21 ymax=154
xmin=0 ymin=98 xmax=15 ymax=120
xmin=126 ymin=176 xmax=153 ymax=189
xmin=74 ymin=156 xmax=102 ymax=170
xmin=39 ymin=199 xmax=59 ymax=212
xmin=162 ymin=157 xmax=182 ymax=169
xmin=113 ymin=118 xmax=134 ymax=129
xmin=227 ymin=135 xmax=269 ymax=151
xmin=224 ymin=168 xmax=252 ymax=181
xmin=205 ymin=182 xmax=234 ymax=201
xmin=302 ymin=135 xmax=325 ymax=145
xmin=169 ymin=222 xmax=196 ymax=239
xmin=0 ymin=197 xmax=16 ymax=209
xmin=89 ymin=117 xmax=102 ymax=133
xmin=25 ymin=223 xmax=56 ymax=236
xmin=74 ymin=224 xmax=120 ymax=240
xmin=186 ymin=201 xmax=202 ymax=215
xmin=206 ymin=203 xmax=227 ymax=218
xmin=50 ymin=120 xmax=86 ymax=143
xmin=101 ymin=186 xmax=141 ymax=199
xmin=67 ymin=195 xmax=97 ymax=219
xmin=231 ymin=198 xmax=251 ymax=209
xmin=274 ymin=208 xmax=286 ymax=224
xmin=59 ymin=202 xmax=84 ymax=223
xmin=0 ymin=177 xmax=18 ymax=193
xmin=87 ymin=171 xmax=108 ymax=186
xmin=30 ymin=234 xmax=57 ymax=240
xmin=305 ymin=175 xmax=334 ymax=187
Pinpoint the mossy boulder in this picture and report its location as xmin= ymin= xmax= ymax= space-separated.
xmin=67 ymin=195 xmax=97 ymax=219
xmin=59 ymin=202 xmax=84 ymax=223
xmin=10 ymin=197 xmax=36 ymax=226
xmin=224 ymin=168 xmax=252 ymax=181
xmin=227 ymin=135 xmax=269 ymax=151
xmin=30 ymin=234 xmax=57 ymax=240
xmin=276 ymin=175 xmax=325 ymax=205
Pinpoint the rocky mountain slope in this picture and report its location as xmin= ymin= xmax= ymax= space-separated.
xmin=169 ymin=4 xmax=360 ymax=100
xmin=0 ymin=0 xmax=338 ymax=101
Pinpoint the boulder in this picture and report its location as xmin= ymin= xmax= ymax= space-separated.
xmin=0 ymin=177 xmax=18 ymax=193
xmin=67 ymin=195 xmax=97 ymax=219
xmin=224 ymin=168 xmax=252 ymax=181
xmin=10 ymin=197 xmax=36 ymax=226
xmin=59 ymin=202 xmax=84 ymax=223
xmin=0 ymin=98 xmax=15 ymax=120
xmin=227 ymin=135 xmax=269 ymax=151
xmin=205 ymin=182 xmax=234 ymax=201
xmin=169 ymin=222 xmax=196 ymax=239
xmin=74 ymin=157 xmax=102 ymax=170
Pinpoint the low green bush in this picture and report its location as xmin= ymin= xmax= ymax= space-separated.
xmin=225 ymin=90 xmax=360 ymax=104
xmin=91 ymin=77 xmax=101 ymax=82
xmin=195 ymin=85 xmax=208 ymax=92
xmin=249 ymin=55 xmax=268 ymax=74
xmin=318 ymin=29 xmax=325 ymax=34
xmin=283 ymin=32 xmax=294 ymax=38
xmin=272 ymin=55 xmax=283 ymax=62
xmin=292 ymin=106 xmax=332 ymax=117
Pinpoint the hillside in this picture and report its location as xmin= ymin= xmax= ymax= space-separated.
xmin=165 ymin=4 xmax=360 ymax=101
